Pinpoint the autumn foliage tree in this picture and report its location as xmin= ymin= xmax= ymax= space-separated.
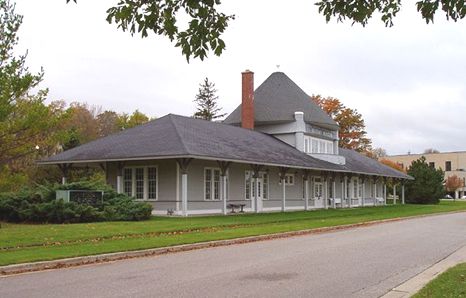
xmin=445 ymin=175 xmax=464 ymax=193
xmin=311 ymin=95 xmax=371 ymax=152
xmin=379 ymin=159 xmax=405 ymax=172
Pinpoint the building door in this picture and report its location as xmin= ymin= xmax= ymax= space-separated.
xmin=252 ymin=177 xmax=264 ymax=211
xmin=313 ymin=177 xmax=323 ymax=208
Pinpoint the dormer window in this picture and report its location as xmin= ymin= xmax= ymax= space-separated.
xmin=304 ymin=136 xmax=334 ymax=154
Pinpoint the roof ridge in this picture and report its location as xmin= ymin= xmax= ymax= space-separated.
xmin=167 ymin=114 xmax=190 ymax=154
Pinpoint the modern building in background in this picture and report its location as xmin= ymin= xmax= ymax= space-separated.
xmin=384 ymin=151 xmax=466 ymax=198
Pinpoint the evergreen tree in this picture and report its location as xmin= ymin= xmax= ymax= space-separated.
xmin=193 ymin=78 xmax=226 ymax=121
xmin=405 ymin=156 xmax=445 ymax=204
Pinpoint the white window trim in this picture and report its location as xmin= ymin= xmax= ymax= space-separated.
xmin=123 ymin=166 xmax=158 ymax=201
xmin=279 ymin=173 xmax=295 ymax=186
xmin=304 ymin=136 xmax=334 ymax=154
xmin=312 ymin=176 xmax=323 ymax=199
xmin=245 ymin=171 xmax=269 ymax=200
xmin=204 ymin=167 xmax=222 ymax=201
xmin=357 ymin=179 xmax=363 ymax=198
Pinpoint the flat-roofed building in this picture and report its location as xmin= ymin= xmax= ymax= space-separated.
xmin=384 ymin=151 xmax=466 ymax=198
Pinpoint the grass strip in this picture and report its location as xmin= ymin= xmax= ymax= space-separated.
xmin=413 ymin=262 xmax=466 ymax=297
xmin=1 ymin=201 xmax=465 ymax=266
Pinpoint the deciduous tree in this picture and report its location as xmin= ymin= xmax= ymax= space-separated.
xmin=193 ymin=77 xmax=226 ymax=121
xmin=0 ymin=0 xmax=67 ymax=190
xmin=366 ymin=147 xmax=387 ymax=159
xmin=119 ymin=109 xmax=150 ymax=129
xmin=423 ymin=148 xmax=440 ymax=154
xmin=311 ymin=95 xmax=371 ymax=152
xmin=379 ymin=158 xmax=404 ymax=172
xmin=316 ymin=0 xmax=466 ymax=27
xmin=66 ymin=0 xmax=465 ymax=62
xmin=96 ymin=110 xmax=120 ymax=137
xmin=445 ymin=175 xmax=464 ymax=193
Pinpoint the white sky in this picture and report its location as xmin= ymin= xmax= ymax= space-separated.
xmin=14 ymin=0 xmax=466 ymax=155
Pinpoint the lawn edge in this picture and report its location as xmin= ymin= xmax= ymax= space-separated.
xmin=381 ymin=244 xmax=466 ymax=298
xmin=2 ymin=210 xmax=465 ymax=276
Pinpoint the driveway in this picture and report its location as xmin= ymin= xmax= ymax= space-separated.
xmin=1 ymin=212 xmax=466 ymax=298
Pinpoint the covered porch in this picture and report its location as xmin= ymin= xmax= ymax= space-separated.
xmin=53 ymin=156 xmax=408 ymax=216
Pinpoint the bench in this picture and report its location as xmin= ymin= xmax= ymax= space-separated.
xmin=227 ymin=203 xmax=246 ymax=213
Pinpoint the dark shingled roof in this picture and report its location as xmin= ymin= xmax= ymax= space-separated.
xmin=224 ymin=72 xmax=339 ymax=129
xmin=339 ymin=148 xmax=411 ymax=179
xmin=40 ymin=114 xmax=341 ymax=171
xmin=40 ymin=114 xmax=410 ymax=179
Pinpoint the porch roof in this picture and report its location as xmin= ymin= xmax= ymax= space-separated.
xmin=39 ymin=114 xmax=411 ymax=180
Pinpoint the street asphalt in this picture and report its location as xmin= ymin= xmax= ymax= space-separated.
xmin=1 ymin=212 xmax=466 ymax=298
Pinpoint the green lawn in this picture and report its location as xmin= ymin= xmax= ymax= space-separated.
xmin=413 ymin=262 xmax=466 ymax=298
xmin=1 ymin=201 xmax=466 ymax=266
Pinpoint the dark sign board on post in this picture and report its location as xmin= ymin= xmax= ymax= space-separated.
xmin=56 ymin=190 xmax=104 ymax=206
xmin=70 ymin=191 xmax=104 ymax=206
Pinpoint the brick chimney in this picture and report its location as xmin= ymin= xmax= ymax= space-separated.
xmin=241 ymin=70 xmax=254 ymax=129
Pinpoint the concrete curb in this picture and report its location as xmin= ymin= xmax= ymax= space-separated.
xmin=1 ymin=210 xmax=465 ymax=276
xmin=381 ymin=245 xmax=466 ymax=298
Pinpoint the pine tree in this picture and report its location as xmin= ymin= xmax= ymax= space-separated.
xmin=405 ymin=156 xmax=445 ymax=204
xmin=193 ymin=78 xmax=226 ymax=121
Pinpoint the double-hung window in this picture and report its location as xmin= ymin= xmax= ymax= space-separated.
xmin=123 ymin=168 xmax=133 ymax=197
xmin=313 ymin=177 xmax=323 ymax=198
xmin=245 ymin=171 xmax=268 ymax=200
xmin=279 ymin=173 xmax=294 ymax=185
xmin=245 ymin=171 xmax=252 ymax=200
xmin=122 ymin=166 xmax=158 ymax=200
xmin=205 ymin=168 xmax=221 ymax=201
xmin=358 ymin=179 xmax=363 ymax=198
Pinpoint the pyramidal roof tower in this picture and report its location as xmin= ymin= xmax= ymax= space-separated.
xmin=224 ymin=72 xmax=338 ymax=130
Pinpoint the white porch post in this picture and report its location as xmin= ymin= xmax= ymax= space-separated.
xmin=304 ymin=178 xmax=309 ymax=211
xmin=373 ymin=181 xmax=377 ymax=206
xmin=116 ymin=162 xmax=124 ymax=194
xmin=116 ymin=176 xmax=122 ymax=193
xmin=324 ymin=176 xmax=328 ymax=209
xmin=254 ymin=176 xmax=260 ymax=213
xmin=177 ymin=158 xmax=192 ymax=217
xmin=181 ymin=173 xmax=188 ymax=216
xmin=393 ymin=184 xmax=397 ymax=205
xmin=383 ymin=181 xmax=387 ymax=205
xmin=361 ymin=178 xmax=365 ymax=207
xmin=332 ymin=179 xmax=337 ymax=209
xmin=282 ymin=178 xmax=286 ymax=212
xmin=222 ymin=175 xmax=227 ymax=215
xmin=346 ymin=177 xmax=351 ymax=208
xmin=341 ymin=177 xmax=345 ymax=208
xmin=402 ymin=183 xmax=405 ymax=204
xmin=217 ymin=161 xmax=231 ymax=216
xmin=279 ymin=168 xmax=288 ymax=212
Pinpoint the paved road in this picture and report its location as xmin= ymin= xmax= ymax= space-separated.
xmin=2 ymin=213 xmax=466 ymax=298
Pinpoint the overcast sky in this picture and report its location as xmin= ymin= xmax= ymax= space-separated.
xmin=14 ymin=1 xmax=466 ymax=155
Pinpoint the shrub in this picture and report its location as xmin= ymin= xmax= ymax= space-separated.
xmin=405 ymin=156 xmax=445 ymax=204
xmin=0 ymin=180 xmax=152 ymax=223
